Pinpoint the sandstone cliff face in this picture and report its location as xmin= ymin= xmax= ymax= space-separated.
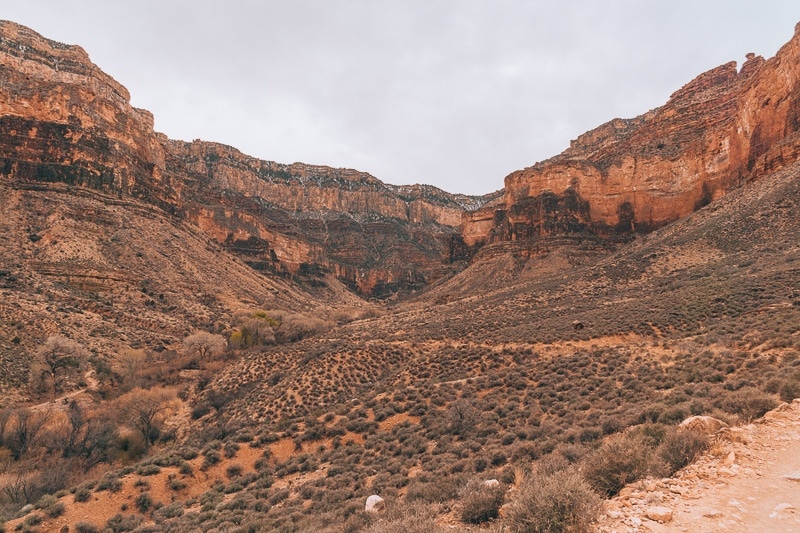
xmin=463 ymin=23 xmax=800 ymax=247
xmin=0 ymin=21 xmax=492 ymax=296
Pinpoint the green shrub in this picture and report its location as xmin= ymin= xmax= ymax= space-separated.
xmin=505 ymin=469 xmax=600 ymax=533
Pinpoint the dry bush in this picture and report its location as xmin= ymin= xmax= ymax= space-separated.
xmin=505 ymin=468 xmax=599 ymax=533
xmin=364 ymin=501 xmax=446 ymax=533
xmin=657 ymin=428 xmax=708 ymax=475
xmin=581 ymin=432 xmax=654 ymax=497
xmin=182 ymin=332 xmax=227 ymax=359
xmin=715 ymin=387 xmax=778 ymax=421
xmin=459 ymin=478 xmax=505 ymax=524
xmin=276 ymin=314 xmax=334 ymax=343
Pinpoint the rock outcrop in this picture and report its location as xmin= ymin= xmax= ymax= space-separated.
xmin=463 ymin=23 xmax=800 ymax=249
xmin=0 ymin=20 xmax=494 ymax=297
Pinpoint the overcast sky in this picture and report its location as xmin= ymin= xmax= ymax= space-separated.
xmin=4 ymin=2 xmax=800 ymax=195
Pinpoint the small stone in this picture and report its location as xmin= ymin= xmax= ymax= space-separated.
xmin=628 ymin=516 xmax=642 ymax=527
xmin=646 ymin=506 xmax=673 ymax=523
xmin=723 ymin=451 xmax=735 ymax=466
xmin=607 ymin=510 xmax=623 ymax=519
xmin=718 ymin=466 xmax=737 ymax=477
xmin=780 ymin=470 xmax=800 ymax=481
xmin=769 ymin=503 xmax=795 ymax=519
xmin=702 ymin=508 xmax=723 ymax=518
xmin=482 ymin=478 xmax=500 ymax=488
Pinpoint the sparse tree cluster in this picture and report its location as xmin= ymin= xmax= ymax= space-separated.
xmin=31 ymin=336 xmax=88 ymax=403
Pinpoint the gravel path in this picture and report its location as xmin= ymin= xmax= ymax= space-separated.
xmin=598 ymin=400 xmax=800 ymax=532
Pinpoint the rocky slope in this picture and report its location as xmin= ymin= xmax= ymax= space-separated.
xmin=598 ymin=402 xmax=800 ymax=533
xmin=463 ymin=22 xmax=800 ymax=253
xmin=0 ymin=20 xmax=494 ymax=297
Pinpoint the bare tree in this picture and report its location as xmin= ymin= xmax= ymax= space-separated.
xmin=182 ymin=332 xmax=227 ymax=359
xmin=116 ymin=388 xmax=176 ymax=450
xmin=35 ymin=335 xmax=88 ymax=402
xmin=448 ymin=399 xmax=479 ymax=436
xmin=114 ymin=348 xmax=148 ymax=389
xmin=4 ymin=408 xmax=52 ymax=460
xmin=59 ymin=401 xmax=117 ymax=470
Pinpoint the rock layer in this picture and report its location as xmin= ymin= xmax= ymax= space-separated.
xmin=0 ymin=20 xmax=493 ymax=296
xmin=463 ymin=23 xmax=800 ymax=248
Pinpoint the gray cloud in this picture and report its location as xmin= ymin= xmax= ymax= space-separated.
xmin=4 ymin=1 xmax=799 ymax=194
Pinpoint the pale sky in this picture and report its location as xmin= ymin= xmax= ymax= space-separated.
xmin=3 ymin=2 xmax=799 ymax=195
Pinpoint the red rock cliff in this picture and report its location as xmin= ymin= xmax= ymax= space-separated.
xmin=0 ymin=21 xmax=494 ymax=296
xmin=463 ymin=23 xmax=800 ymax=247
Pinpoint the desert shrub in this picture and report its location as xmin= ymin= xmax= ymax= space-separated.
xmin=365 ymin=501 xmax=445 ymax=533
xmin=405 ymin=476 xmax=463 ymax=503
xmin=75 ymin=522 xmax=101 ymax=533
xmin=202 ymin=450 xmax=221 ymax=469
xmin=657 ymin=429 xmax=708 ymax=474
xmin=225 ymin=464 xmax=244 ymax=480
xmin=106 ymin=513 xmax=143 ymax=532
xmin=135 ymin=492 xmax=153 ymax=512
xmin=34 ymin=494 xmax=57 ymax=510
xmin=505 ymin=469 xmax=600 ymax=533
xmin=780 ymin=380 xmax=800 ymax=402
xmin=136 ymin=463 xmax=161 ymax=476
xmin=716 ymin=387 xmax=777 ymax=421
xmin=581 ymin=432 xmax=654 ymax=497
xmin=46 ymin=501 xmax=65 ymax=518
xmin=96 ymin=473 xmax=123 ymax=492
xmin=74 ymin=487 xmax=92 ymax=502
xmin=23 ymin=513 xmax=43 ymax=526
xmin=459 ymin=479 xmax=505 ymax=524
xmin=153 ymin=501 xmax=184 ymax=522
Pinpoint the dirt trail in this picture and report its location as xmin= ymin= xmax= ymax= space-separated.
xmin=29 ymin=369 xmax=99 ymax=411
xmin=598 ymin=400 xmax=800 ymax=532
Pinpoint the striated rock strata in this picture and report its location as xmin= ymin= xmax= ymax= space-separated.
xmin=0 ymin=21 xmax=494 ymax=296
xmin=463 ymin=23 xmax=800 ymax=249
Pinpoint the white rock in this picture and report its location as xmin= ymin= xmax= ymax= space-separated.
xmin=627 ymin=516 xmax=642 ymax=527
xmin=678 ymin=415 xmax=728 ymax=434
xmin=781 ymin=470 xmax=800 ymax=481
xmin=365 ymin=495 xmax=385 ymax=513
xmin=482 ymin=479 xmax=500 ymax=488
xmin=607 ymin=510 xmax=623 ymax=519
xmin=769 ymin=502 xmax=795 ymax=519
xmin=645 ymin=506 xmax=673 ymax=523
xmin=723 ymin=451 xmax=736 ymax=466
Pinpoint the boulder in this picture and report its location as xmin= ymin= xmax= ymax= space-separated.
xmin=678 ymin=415 xmax=729 ymax=434
xmin=365 ymin=495 xmax=385 ymax=513
xmin=646 ymin=506 xmax=674 ymax=523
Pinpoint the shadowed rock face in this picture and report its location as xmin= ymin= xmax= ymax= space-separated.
xmin=463 ymin=23 xmax=800 ymax=248
xmin=0 ymin=21 xmax=494 ymax=297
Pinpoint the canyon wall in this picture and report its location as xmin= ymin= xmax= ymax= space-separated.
xmin=0 ymin=21 xmax=492 ymax=296
xmin=463 ymin=23 xmax=800 ymax=247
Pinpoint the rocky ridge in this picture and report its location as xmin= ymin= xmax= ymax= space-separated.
xmin=0 ymin=20 xmax=494 ymax=297
xmin=463 ymin=22 xmax=800 ymax=255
